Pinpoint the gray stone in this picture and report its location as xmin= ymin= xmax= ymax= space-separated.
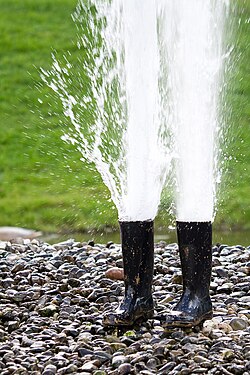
xmin=112 ymin=355 xmax=128 ymax=368
xmin=229 ymin=317 xmax=249 ymax=330
xmin=0 ymin=329 xmax=5 ymax=340
xmin=222 ymin=349 xmax=235 ymax=360
xmin=94 ymin=351 xmax=112 ymax=363
xmin=10 ymin=291 xmax=28 ymax=302
xmin=117 ymin=363 xmax=132 ymax=375
xmin=240 ymin=295 xmax=250 ymax=304
xmin=42 ymin=364 xmax=57 ymax=375
xmin=39 ymin=304 xmax=58 ymax=317
xmin=158 ymin=361 xmax=176 ymax=373
xmin=227 ymin=365 xmax=245 ymax=375
xmin=110 ymin=342 xmax=127 ymax=352
xmin=81 ymin=361 xmax=98 ymax=372
xmin=191 ymin=367 xmax=209 ymax=374
xmin=214 ymin=267 xmax=228 ymax=278
xmin=1 ymin=278 xmax=14 ymax=288
xmin=11 ymin=261 xmax=26 ymax=273
xmin=68 ymin=278 xmax=81 ymax=287
xmin=7 ymin=320 xmax=19 ymax=332
xmin=193 ymin=355 xmax=210 ymax=365
xmin=217 ymin=283 xmax=234 ymax=294
xmin=146 ymin=357 xmax=158 ymax=370
xmin=78 ymin=348 xmax=94 ymax=357
xmin=182 ymin=343 xmax=198 ymax=352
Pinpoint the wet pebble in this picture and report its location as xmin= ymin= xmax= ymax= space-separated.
xmin=105 ymin=267 xmax=124 ymax=280
xmin=229 ymin=317 xmax=249 ymax=330
xmin=117 ymin=363 xmax=132 ymax=375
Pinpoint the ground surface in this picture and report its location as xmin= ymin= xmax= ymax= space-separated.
xmin=0 ymin=239 xmax=249 ymax=374
xmin=0 ymin=0 xmax=249 ymax=234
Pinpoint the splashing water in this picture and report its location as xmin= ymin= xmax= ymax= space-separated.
xmin=41 ymin=0 xmax=231 ymax=224
xmin=41 ymin=0 xmax=172 ymax=222
xmin=159 ymin=0 xmax=231 ymax=222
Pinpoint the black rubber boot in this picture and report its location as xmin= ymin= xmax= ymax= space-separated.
xmin=163 ymin=221 xmax=213 ymax=328
xmin=102 ymin=220 xmax=154 ymax=327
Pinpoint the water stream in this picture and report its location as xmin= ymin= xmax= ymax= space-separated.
xmin=41 ymin=0 xmax=231 ymax=225
xmin=160 ymin=0 xmax=231 ymax=222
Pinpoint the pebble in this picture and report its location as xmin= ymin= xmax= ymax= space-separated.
xmin=229 ymin=317 xmax=249 ymax=330
xmin=42 ymin=364 xmax=57 ymax=375
xmin=112 ymin=355 xmax=128 ymax=368
xmin=81 ymin=361 xmax=98 ymax=372
xmin=117 ymin=363 xmax=133 ymax=375
xmin=105 ymin=267 xmax=124 ymax=280
xmin=0 ymin=240 xmax=249 ymax=373
xmin=38 ymin=304 xmax=59 ymax=317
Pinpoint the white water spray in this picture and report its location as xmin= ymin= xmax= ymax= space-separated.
xmin=41 ymin=0 xmax=172 ymax=222
xmin=41 ymin=0 xmax=231 ymax=225
xmin=122 ymin=1 xmax=165 ymax=220
xmin=160 ymin=0 xmax=230 ymax=222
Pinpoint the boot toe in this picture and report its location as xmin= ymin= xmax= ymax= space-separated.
xmin=162 ymin=309 xmax=213 ymax=328
xmin=102 ymin=309 xmax=133 ymax=327
xmin=102 ymin=312 xmax=117 ymax=327
xmin=163 ymin=310 xmax=195 ymax=328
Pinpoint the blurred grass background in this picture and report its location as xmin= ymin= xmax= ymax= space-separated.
xmin=0 ymin=0 xmax=249 ymax=239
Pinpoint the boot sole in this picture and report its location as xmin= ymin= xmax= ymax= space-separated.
xmin=162 ymin=311 xmax=213 ymax=329
xmin=102 ymin=309 xmax=154 ymax=328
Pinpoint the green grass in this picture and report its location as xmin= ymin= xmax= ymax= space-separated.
xmin=0 ymin=0 xmax=249 ymax=236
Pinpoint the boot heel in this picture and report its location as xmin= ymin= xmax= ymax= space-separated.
xmin=142 ymin=309 xmax=154 ymax=321
xmin=194 ymin=311 xmax=213 ymax=329
xmin=201 ymin=311 xmax=213 ymax=322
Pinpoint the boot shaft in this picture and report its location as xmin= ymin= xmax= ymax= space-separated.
xmin=119 ymin=220 xmax=154 ymax=297
xmin=176 ymin=221 xmax=212 ymax=297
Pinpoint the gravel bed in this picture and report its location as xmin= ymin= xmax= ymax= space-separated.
xmin=0 ymin=238 xmax=249 ymax=374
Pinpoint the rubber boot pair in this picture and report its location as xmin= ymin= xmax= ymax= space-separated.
xmin=103 ymin=221 xmax=213 ymax=328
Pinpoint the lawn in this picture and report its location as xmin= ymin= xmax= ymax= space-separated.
xmin=0 ymin=0 xmax=249 ymax=237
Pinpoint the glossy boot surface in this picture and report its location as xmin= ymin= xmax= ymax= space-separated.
xmin=163 ymin=221 xmax=213 ymax=328
xmin=102 ymin=292 xmax=154 ymax=327
xmin=103 ymin=220 xmax=154 ymax=327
